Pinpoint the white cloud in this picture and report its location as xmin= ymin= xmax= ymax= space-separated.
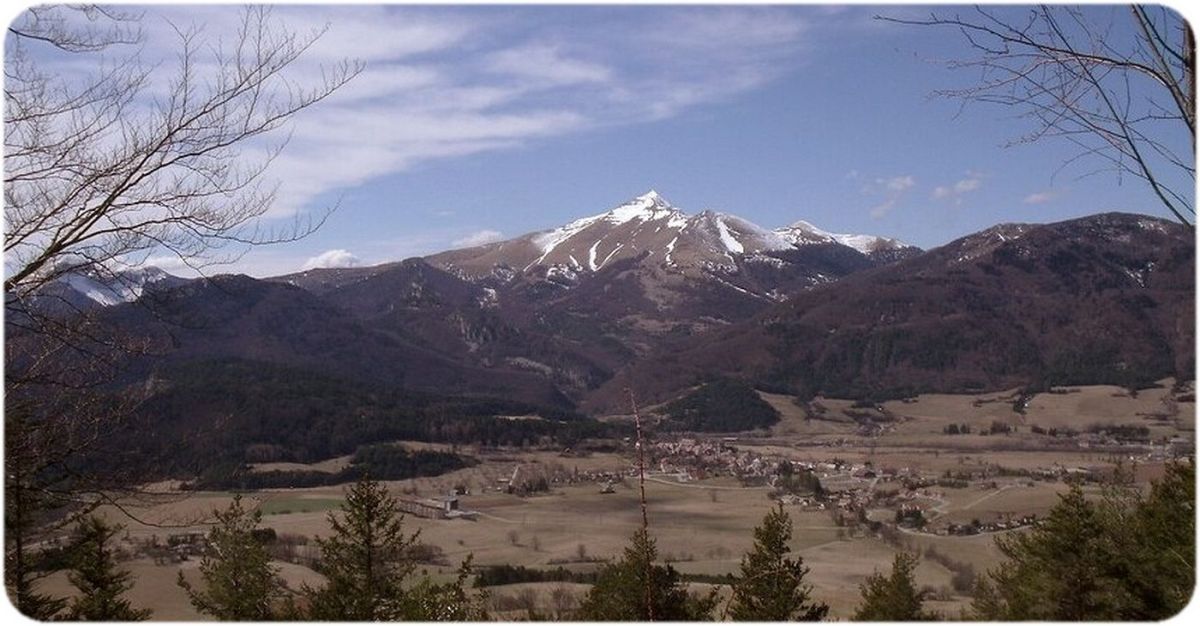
xmin=301 ymin=249 xmax=361 ymax=270
xmin=932 ymin=172 xmax=984 ymax=205
xmin=880 ymin=175 xmax=916 ymax=192
xmin=155 ymin=6 xmax=811 ymax=220
xmin=20 ymin=5 xmax=819 ymax=238
xmin=650 ymin=9 xmax=806 ymax=52
xmin=862 ymin=174 xmax=916 ymax=219
xmin=954 ymin=178 xmax=980 ymax=193
xmin=1023 ymin=190 xmax=1060 ymax=204
xmin=131 ymin=254 xmax=200 ymax=275
xmin=452 ymin=230 xmax=504 ymax=248
xmin=485 ymin=43 xmax=612 ymax=86
xmin=254 ymin=7 xmax=811 ymax=218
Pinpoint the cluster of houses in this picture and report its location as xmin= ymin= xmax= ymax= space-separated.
xmin=135 ymin=532 xmax=208 ymax=565
xmin=940 ymin=514 xmax=1038 ymax=536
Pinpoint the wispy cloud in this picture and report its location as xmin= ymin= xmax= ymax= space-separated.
xmin=932 ymin=172 xmax=984 ymax=205
xmin=484 ymin=43 xmax=612 ymax=86
xmin=18 ymin=6 xmax=851 ymax=276
xmin=71 ymin=5 xmax=815 ymax=221
xmin=863 ymin=175 xmax=916 ymax=219
xmin=881 ymin=175 xmax=916 ymax=192
xmin=452 ymin=230 xmax=504 ymax=248
xmin=1023 ymin=189 xmax=1061 ymax=204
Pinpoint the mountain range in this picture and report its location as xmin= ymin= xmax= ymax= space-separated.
xmin=35 ymin=192 xmax=1196 ymax=417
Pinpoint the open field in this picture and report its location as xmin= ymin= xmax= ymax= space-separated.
xmin=760 ymin=392 xmax=859 ymax=437
xmin=75 ymin=478 xmax=948 ymax=619
xmin=42 ymin=382 xmax=1193 ymax=620
xmin=258 ymin=496 xmax=345 ymax=516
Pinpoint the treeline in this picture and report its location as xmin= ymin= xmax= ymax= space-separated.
xmin=475 ymin=564 xmax=599 ymax=587
xmin=475 ymin=564 xmax=736 ymax=589
xmin=189 ymin=444 xmax=476 ymax=490
xmin=658 ymin=378 xmax=780 ymax=432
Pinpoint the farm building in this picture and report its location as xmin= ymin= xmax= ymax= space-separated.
xmin=397 ymin=495 xmax=477 ymax=520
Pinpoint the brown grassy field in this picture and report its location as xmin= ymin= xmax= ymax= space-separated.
xmin=42 ymin=382 xmax=1192 ymax=620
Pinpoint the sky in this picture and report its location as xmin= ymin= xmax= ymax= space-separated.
xmin=6 ymin=3 xmax=1196 ymax=277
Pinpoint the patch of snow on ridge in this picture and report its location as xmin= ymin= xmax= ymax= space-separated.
xmin=776 ymin=219 xmax=908 ymax=254
xmin=714 ymin=216 xmax=744 ymax=254
xmin=723 ymin=214 xmax=794 ymax=251
xmin=600 ymin=243 xmax=625 ymax=268
xmin=588 ymin=240 xmax=601 ymax=271
xmin=56 ymin=266 xmax=178 ymax=306
xmin=532 ymin=214 xmax=603 ymax=260
xmin=61 ymin=273 xmax=126 ymax=306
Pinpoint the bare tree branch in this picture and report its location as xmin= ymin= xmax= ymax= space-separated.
xmin=879 ymin=5 xmax=1194 ymax=227
xmin=4 ymin=5 xmax=361 ymax=614
xmin=5 ymin=5 xmax=363 ymax=299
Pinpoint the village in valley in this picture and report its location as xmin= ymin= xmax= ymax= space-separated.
xmin=41 ymin=379 xmax=1193 ymax=619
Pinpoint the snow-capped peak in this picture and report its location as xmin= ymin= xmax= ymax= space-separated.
xmin=639 ymin=189 xmax=667 ymax=204
xmin=45 ymin=265 xmax=186 ymax=307
xmin=603 ymin=190 xmax=680 ymax=225
xmin=532 ymin=191 xmax=685 ymax=258
xmin=429 ymin=192 xmax=915 ymax=280
xmin=776 ymin=220 xmax=908 ymax=255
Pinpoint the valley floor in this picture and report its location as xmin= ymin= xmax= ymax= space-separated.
xmin=42 ymin=380 xmax=1194 ymax=620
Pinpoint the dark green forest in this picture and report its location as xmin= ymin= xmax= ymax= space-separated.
xmin=659 ymin=378 xmax=781 ymax=432
xmin=108 ymin=359 xmax=618 ymax=483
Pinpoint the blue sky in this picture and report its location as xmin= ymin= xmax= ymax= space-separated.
xmin=10 ymin=4 xmax=1195 ymax=276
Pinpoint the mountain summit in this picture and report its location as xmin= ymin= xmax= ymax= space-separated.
xmin=34 ymin=264 xmax=188 ymax=311
xmin=428 ymin=190 xmax=917 ymax=280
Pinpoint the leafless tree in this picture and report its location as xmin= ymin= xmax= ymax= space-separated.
xmin=4 ymin=5 xmax=360 ymax=615
xmin=549 ymin=584 xmax=578 ymax=619
xmin=6 ymin=6 xmax=361 ymax=300
xmin=881 ymin=5 xmax=1195 ymax=227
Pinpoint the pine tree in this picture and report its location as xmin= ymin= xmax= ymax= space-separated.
xmin=972 ymin=461 xmax=1194 ymax=620
xmin=5 ymin=427 xmax=66 ymax=620
xmin=970 ymin=483 xmax=1125 ymax=620
xmin=727 ymin=504 xmax=828 ymax=621
xmin=577 ymin=528 xmax=716 ymax=621
xmin=10 ymin=577 xmax=66 ymax=621
xmin=1122 ymin=459 xmax=1194 ymax=618
xmin=63 ymin=516 xmax=151 ymax=620
xmin=177 ymin=495 xmax=283 ymax=620
xmin=853 ymin=552 xmax=936 ymax=621
xmin=305 ymin=478 xmax=420 ymax=620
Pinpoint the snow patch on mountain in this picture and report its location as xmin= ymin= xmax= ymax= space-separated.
xmin=714 ymin=216 xmax=744 ymax=254
xmin=776 ymin=220 xmax=909 ymax=254
xmin=426 ymin=190 xmax=916 ymax=281
xmin=47 ymin=265 xmax=185 ymax=306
